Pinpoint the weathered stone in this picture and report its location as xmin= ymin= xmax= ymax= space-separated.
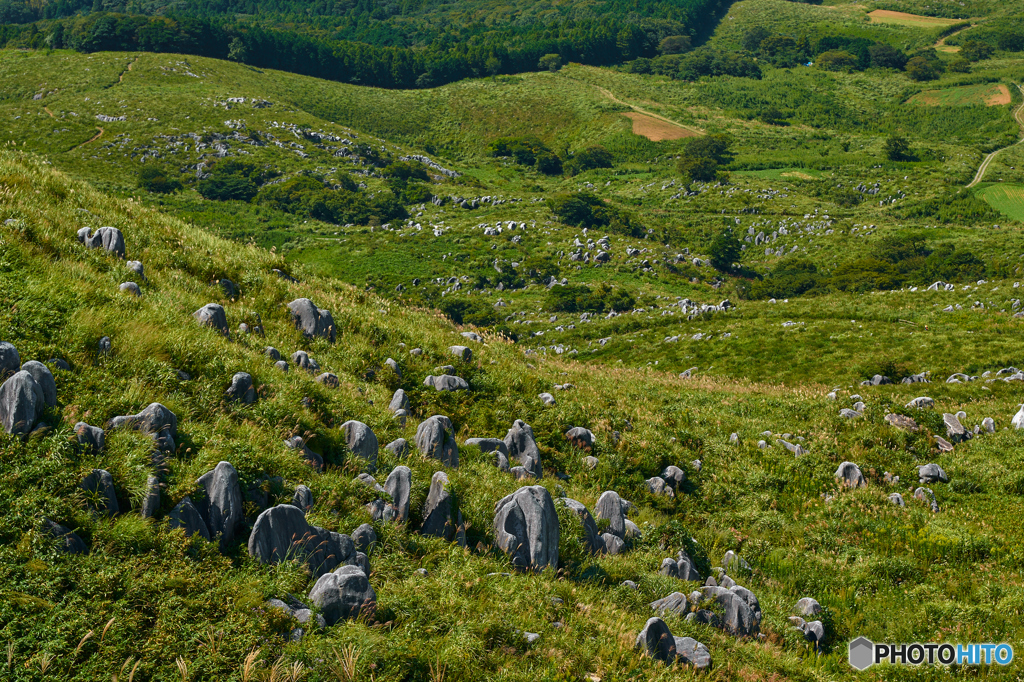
xmin=285 ymin=435 xmax=323 ymax=471
xmin=634 ymin=617 xmax=676 ymax=664
xmin=292 ymin=485 xmax=314 ymax=512
xmin=493 ymin=485 xmax=560 ymax=571
xmin=288 ymin=298 xmax=336 ymax=343
xmin=701 ymin=586 xmax=759 ymax=637
xmin=423 ymin=374 xmax=469 ymax=391
xmin=884 ymin=413 xmax=919 ymax=432
xmin=646 ymin=476 xmax=674 ymax=497
xmin=80 ymin=469 xmax=118 ymax=516
xmin=224 ymin=372 xmax=256 ymax=404
xmin=594 ymin=490 xmax=625 ymax=538
xmin=557 ymin=498 xmax=601 ymax=554
xmin=889 ymin=492 xmax=905 ymax=506
xmin=74 ymin=422 xmax=104 ymax=453
xmin=415 ymin=415 xmax=459 ymax=467
xmin=675 ymin=549 xmax=701 ymax=581
xmin=651 ymin=592 xmax=689 ymax=617
xmin=917 ymin=463 xmax=948 ymax=484
xmin=107 ymin=402 xmax=177 ymax=452
xmin=906 ymin=396 xmax=934 ymax=409
xmin=383 ymin=465 xmax=411 ymax=523
xmin=248 ymin=504 xmax=355 ymax=577
xmin=168 ymin=497 xmax=210 ymax=540
xmin=538 ymin=392 xmax=556 ymax=406
xmin=0 ymin=341 xmax=19 ymax=379
xmin=274 ymin=360 xmax=288 ymax=372
xmin=504 ymin=420 xmax=542 ymax=478
xmin=43 ymin=519 xmax=88 ymax=554
xmin=193 ymin=303 xmax=229 ymax=336
xmin=77 ymin=226 xmax=125 ymax=257
xmin=795 ymin=597 xmax=822 ymax=617
xmin=982 ymin=417 xmax=995 ymax=433
xmin=601 ymin=532 xmax=625 ymax=555
xmin=141 ymin=475 xmax=160 ymax=518
xmin=0 ymin=370 xmax=41 ymax=435
xmin=660 ymin=465 xmax=686 ymax=490
xmin=584 ymin=455 xmax=599 ymax=470
xmin=675 ymin=636 xmax=712 ymax=669
xmin=448 ymin=345 xmax=472 ymax=362
xmin=196 ymin=461 xmax=245 ymax=549
xmin=341 ymin=420 xmax=378 ymax=470
xmin=943 ymin=413 xmax=969 ymax=443
xmin=913 ymin=486 xmax=939 ymax=513
xmin=264 ymin=346 xmax=282 ymax=361
xmin=385 ymin=438 xmax=408 ymax=458
xmin=421 ymin=471 xmax=455 ymax=540
xmin=564 ymin=426 xmax=594 ymax=450
xmin=119 ymin=281 xmax=141 ymax=296
xmin=291 ymin=351 xmax=320 ymax=372
xmin=835 ymin=461 xmax=866 ymax=488
xmin=721 ymin=550 xmax=750 ymax=574
xmin=126 ymin=260 xmax=144 ymax=280
xmin=388 ymin=389 xmax=409 ymax=413
xmin=464 ymin=437 xmax=508 ymax=457
xmin=309 ymin=565 xmax=376 ymax=625
xmin=316 ymin=372 xmax=340 ymax=388
xmin=352 ymin=523 xmax=377 ymax=553
xmin=839 ymin=408 xmax=862 ymax=419
xmin=20 ymin=361 xmax=55 ymax=408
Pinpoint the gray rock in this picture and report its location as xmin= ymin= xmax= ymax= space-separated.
xmin=19 ymin=361 xmax=55 ymax=408
xmin=646 ymin=477 xmax=674 ymax=497
xmin=316 ymin=372 xmax=340 ymax=388
xmin=126 ymin=260 xmax=144 ymax=279
xmin=464 ymin=437 xmax=509 ymax=457
xmin=701 ymin=585 xmax=759 ymax=636
xmin=493 ymin=485 xmax=560 ymax=571
xmin=729 ymin=432 xmax=739 ymax=444
xmin=385 ymin=438 xmax=408 ymax=458
xmin=288 ymin=298 xmax=336 ymax=343
xmin=594 ymin=490 xmax=625 ymax=538
xmin=914 ymin=487 xmax=939 ymax=512
xmin=982 ymin=417 xmax=995 ymax=433
xmin=795 ymin=597 xmax=822 ymax=617
xmin=383 ymin=465 xmax=412 ymax=523
xmin=77 ymin=226 xmax=125 ymax=257
xmin=538 ymin=392 xmax=556 ymax=406
xmin=601 ymin=532 xmax=625 ymax=555
xmin=557 ymin=498 xmax=601 ymax=554
xmin=675 ymin=549 xmax=701 ymax=581
xmin=839 ymin=408 xmax=862 ymax=419
xmin=622 ymin=580 xmax=638 ymax=590
xmin=74 ymin=422 xmax=104 ymax=453
xmin=448 ymin=345 xmax=472 ymax=362
xmin=415 ymin=415 xmax=459 ymax=467
xmin=80 ymin=469 xmax=118 ymax=516
xmin=168 ymin=497 xmax=210 ymax=540
xmin=195 ymin=461 xmax=245 ymax=549
xmin=352 ymin=523 xmax=377 ymax=553
xmin=219 ymin=278 xmax=238 ymax=298
xmin=341 ymin=421 xmax=378 ymax=470
xmin=43 ymin=519 xmax=88 ymax=554
xmin=835 ymin=461 xmax=866 ymax=488
xmin=384 ymin=357 xmax=401 ymax=377
xmin=802 ymin=620 xmax=825 ymax=648
xmin=634 ymin=617 xmax=676 ymax=664
xmin=721 ymin=550 xmax=750 ymax=574
xmin=421 ymin=471 xmax=455 ymax=540
xmin=661 ymin=465 xmax=686 ymax=490
xmin=107 ymin=402 xmax=178 ymax=452
xmin=291 ymin=351 xmax=320 ymax=372
xmin=889 ymin=492 xmax=905 ymax=506
xmin=935 ymin=435 xmax=954 ymax=452
xmin=943 ymin=413 xmax=969 ymax=443
xmin=264 ymin=346 xmax=282 ymax=361
xmin=140 ymin=476 xmax=160 ymax=518
xmin=730 ymin=585 xmax=762 ymax=623
xmin=906 ymin=396 xmax=934 ymax=409
xmin=564 ymin=427 xmax=594 ymax=450
xmin=193 ymin=303 xmax=229 ymax=336
xmin=388 ymin=389 xmax=409 ymax=413
xmin=675 ymin=636 xmax=712 ymax=669
xmin=309 ymin=564 xmax=376 ymax=625
xmin=884 ymin=413 xmax=919 ymax=432
xmin=285 ymin=435 xmax=323 ymax=471
xmin=584 ymin=455 xmax=599 ymax=470
xmin=248 ymin=504 xmax=355 ymax=577
xmin=0 ymin=341 xmax=19 ymax=379
xmin=504 ymin=420 xmax=542 ymax=478
xmin=292 ymin=485 xmax=314 ymax=512
xmin=423 ymin=374 xmax=469 ymax=391
xmin=274 ymin=360 xmax=288 ymax=372
xmin=651 ymin=592 xmax=689 ymax=617
xmin=410 ymin=347 xmax=423 ymax=356
xmin=510 ymin=466 xmax=535 ymax=480
xmin=119 ymin=282 xmax=141 ymax=296
xmin=355 ymin=473 xmax=385 ymax=494
xmin=494 ymin=452 xmax=511 ymax=471
xmin=461 ymin=331 xmax=482 ymax=342
xmin=917 ymin=463 xmax=948 ymax=484
xmin=0 ymin=370 xmax=41 ymax=435
xmin=224 ymin=372 xmax=256 ymax=404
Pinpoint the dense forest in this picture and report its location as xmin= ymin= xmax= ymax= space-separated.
xmin=0 ymin=0 xmax=729 ymax=88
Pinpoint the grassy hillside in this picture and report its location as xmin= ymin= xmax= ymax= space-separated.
xmin=4 ymin=146 xmax=1024 ymax=681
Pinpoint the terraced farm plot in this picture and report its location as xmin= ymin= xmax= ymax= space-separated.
xmin=909 ymin=83 xmax=1012 ymax=106
xmin=867 ymin=9 xmax=965 ymax=26
xmin=977 ymin=183 xmax=1024 ymax=221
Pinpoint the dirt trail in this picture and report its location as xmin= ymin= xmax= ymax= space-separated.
xmin=70 ymin=127 xmax=104 ymax=152
xmin=935 ymin=24 xmax=974 ymax=52
xmin=43 ymin=107 xmax=53 ymax=118
xmin=117 ymin=56 xmax=139 ymax=84
xmin=592 ymin=85 xmax=704 ymax=136
xmin=967 ymin=84 xmax=1024 ymax=188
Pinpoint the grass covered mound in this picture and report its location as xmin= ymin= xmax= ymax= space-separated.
xmin=3 ymin=151 xmax=1024 ymax=680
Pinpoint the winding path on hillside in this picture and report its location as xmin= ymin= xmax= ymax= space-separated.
xmin=967 ymin=84 xmax=1024 ymax=188
xmin=934 ymin=24 xmax=974 ymax=52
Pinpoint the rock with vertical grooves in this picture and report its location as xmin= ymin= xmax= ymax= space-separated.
xmin=224 ymin=372 xmax=256 ymax=404
xmin=291 ymin=351 xmax=320 ymax=372
xmin=80 ymin=469 xmax=119 ymax=516
xmin=448 ymin=345 xmax=472 ymax=362
xmin=564 ymin=427 xmax=594 ymax=450
xmin=168 ymin=497 xmax=211 ymax=540
xmin=385 ymin=438 xmax=408 ymax=458
xmin=834 ymin=461 xmax=866 ymax=488
xmin=107 ymin=402 xmax=178 ymax=453
xmin=675 ymin=636 xmax=712 ymax=669
xmin=352 ymin=523 xmax=377 ymax=553
xmin=675 ymin=548 xmax=701 ymax=581
xmin=593 ymin=490 xmax=626 ymax=538
xmin=287 ymin=298 xmax=336 ymax=342
xmin=248 ymin=504 xmax=355 ymax=577
xmin=701 ymin=585 xmax=759 ymax=637
xmin=493 ymin=485 xmax=559 ymax=571
xmin=504 ymin=420 xmax=542 ymax=478
xmin=0 ymin=370 xmax=41 ymax=435
xmin=20 ymin=361 xmax=56 ymax=407
xmin=140 ymin=475 xmax=160 ymax=518
xmin=309 ymin=565 xmax=376 ymax=625
xmin=292 ymin=485 xmax=314 ymax=512
xmin=634 ymin=617 xmax=676 ymax=664
xmin=383 ymin=465 xmax=411 ymax=523
xmin=415 ymin=415 xmax=459 ymax=467
xmin=388 ymin=389 xmax=409 ymax=413
xmin=74 ymin=422 xmax=105 ymax=453
xmin=193 ymin=303 xmax=229 ymax=336
xmin=650 ymin=592 xmax=688 ymax=617
xmin=0 ymin=341 xmax=21 ymax=379
xmin=917 ymin=463 xmax=948 ymax=484
xmin=43 ymin=519 xmax=88 ymax=554
xmin=557 ymin=498 xmax=601 ymax=554
xmin=77 ymin=226 xmax=125 ymax=257
xmin=421 ymin=472 xmax=455 ymax=540
xmin=195 ymin=461 xmax=245 ymax=549
xmin=342 ymin=420 xmax=378 ymax=470
xmin=285 ymin=436 xmax=323 ymax=471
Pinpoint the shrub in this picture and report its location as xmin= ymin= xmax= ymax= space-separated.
xmin=868 ymin=43 xmax=908 ymax=70
xmin=382 ymin=161 xmax=429 ymax=182
xmin=658 ymin=35 xmax=690 ymax=55
xmin=816 ymin=50 xmax=857 ymax=72
xmin=884 ymin=135 xmax=912 ymax=162
xmin=708 ymin=228 xmax=742 ymax=272
xmin=547 ymin=192 xmax=643 ymax=236
xmin=545 ymin=282 xmax=635 ymax=313
xmin=906 ymin=55 xmax=941 ymax=81
xmin=137 ymin=165 xmax=181 ymax=194
xmin=538 ymin=53 xmax=561 ymax=71
xmin=749 ymin=258 xmax=822 ymax=299
xmin=564 ymin=146 xmax=613 ymax=176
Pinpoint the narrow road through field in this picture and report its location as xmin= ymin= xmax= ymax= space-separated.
xmin=70 ymin=127 xmax=104 ymax=152
xmin=935 ymin=24 xmax=974 ymax=52
xmin=967 ymin=84 xmax=1024 ymax=188
xmin=117 ymin=56 xmax=139 ymax=84
xmin=592 ymin=84 xmax=704 ymax=136
xmin=43 ymin=107 xmax=53 ymax=118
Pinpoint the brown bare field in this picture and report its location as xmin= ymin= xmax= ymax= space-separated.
xmin=623 ymin=112 xmax=697 ymax=141
xmin=988 ymin=84 xmax=1012 ymax=106
xmin=867 ymin=9 xmax=961 ymax=26
xmin=909 ymin=83 xmax=1010 ymax=107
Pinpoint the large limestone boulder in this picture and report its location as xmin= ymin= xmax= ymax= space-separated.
xmin=309 ymin=565 xmax=376 ymax=625
xmin=415 ymin=415 xmax=459 ymax=467
xmin=248 ymin=504 xmax=356 ymax=577
xmin=593 ymin=490 xmax=626 ymax=539
xmin=503 ymin=420 xmax=542 ymax=478
xmin=195 ymin=461 xmax=245 ymax=549
xmin=493 ymin=485 xmax=559 ymax=572
xmin=421 ymin=472 xmax=455 ymax=540
xmin=77 ymin=226 xmax=125 ymax=257
xmin=193 ymin=303 xmax=229 ymax=336
xmin=288 ymin=298 xmax=336 ymax=343
xmin=20 ymin=361 xmax=56 ymax=407
xmin=168 ymin=497 xmax=211 ymax=540
xmin=557 ymin=498 xmax=601 ymax=554
xmin=341 ymin=420 xmax=379 ymax=470
xmin=383 ymin=465 xmax=411 ymax=523
xmin=0 ymin=370 xmax=41 ymax=435
xmin=80 ymin=469 xmax=119 ymax=516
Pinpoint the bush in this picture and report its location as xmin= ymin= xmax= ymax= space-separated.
xmin=868 ymin=43 xmax=908 ymax=70
xmin=749 ymin=258 xmax=823 ymax=299
xmin=676 ymin=47 xmax=762 ymax=81
xmin=547 ymin=192 xmax=643 ymax=236
xmin=829 ymin=258 xmax=902 ymax=292
xmin=488 ymin=136 xmax=562 ymax=175
xmin=961 ymin=40 xmax=994 ymax=62
xmin=137 ymin=165 xmax=181 ymax=194
xmin=677 ymin=134 xmax=732 ymax=183
xmin=256 ymin=176 xmax=407 ymax=225
xmin=538 ymin=53 xmax=561 ymax=71
xmin=884 ymin=135 xmax=912 ymax=162
xmin=708 ymin=228 xmax=742 ymax=272
xmin=659 ymin=35 xmax=690 ymax=55
xmin=382 ymin=161 xmax=429 ymax=182
xmin=564 ymin=146 xmax=613 ymax=176
xmin=816 ymin=50 xmax=857 ymax=72
xmin=545 ymin=282 xmax=635 ymax=313
xmin=906 ymin=55 xmax=941 ymax=81
xmin=196 ymin=159 xmax=273 ymax=202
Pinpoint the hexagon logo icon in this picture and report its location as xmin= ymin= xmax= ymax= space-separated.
xmin=849 ymin=636 xmax=874 ymax=670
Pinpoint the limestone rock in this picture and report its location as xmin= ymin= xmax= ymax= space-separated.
xmin=74 ymin=422 xmax=104 ymax=453
xmin=594 ymin=490 xmax=625 ymax=539
xmin=309 ymin=564 xmax=376 ymax=625
xmin=493 ymin=485 xmax=560 ymax=571
xmin=107 ymin=402 xmax=177 ymax=452
xmin=80 ymin=469 xmax=118 ymax=516
xmin=195 ymin=461 xmax=245 ymax=549
xmin=193 ymin=303 xmax=229 ymax=336
xmin=342 ymin=420 xmax=379 ymax=470
xmin=564 ymin=426 xmax=594 ymax=450
xmin=288 ymin=298 xmax=336 ymax=343
xmin=168 ymin=497 xmax=211 ymax=540
xmin=383 ymin=465 xmax=412 ymax=523
xmin=423 ymin=374 xmax=468 ymax=391
xmin=415 ymin=415 xmax=459 ymax=467
xmin=504 ymin=420 xmax=542 ymax=478
xmin=388 ymin=389 xmax=409 ymax=413
xmin=421 ymin=471 xmax=455 ymax=540
xmin=0 ymin=370 xmax=41 ymax=435
xmin=557 ymin=498 xmax=601 ymax=554
xmin=224 ymin=372 xmax=256 ymax=404
xmin=77 ymin=226 xmax=125 ymax=257
xmin=835 ymin=461 xmax=866 ymax=488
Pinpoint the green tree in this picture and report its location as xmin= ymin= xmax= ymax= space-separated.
xmin=816 ymin=50 xmax=858 ymax=72
xmin=961 ymin=40 xmax=994 ymax=62
xmin=905 ymin=55 xmax=940 ymax=81
xmin=884 ymin=135 xmax=912 ymax=162
xmin=137 ymin=165 xmax=181 ymax=194
xmin=658 ymin=35 xmax=691 ymax=55
xmin=538 ymin=54 xmax=562 ymax=72
xmin=742 ymin=26 xmax=771 ymax=52
xmin=485 ymin=56 xmax=502 ymax=77
xmin=227 ymin=37 xmax=247 ymax=63
xmin=869 ymin=43 xmax=907 ymax=70
xmin=708 ymin=228 xmax=742 ymax=272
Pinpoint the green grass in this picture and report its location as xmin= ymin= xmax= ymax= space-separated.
xmin=976 ymin=182 xmax=1024 ymax=221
